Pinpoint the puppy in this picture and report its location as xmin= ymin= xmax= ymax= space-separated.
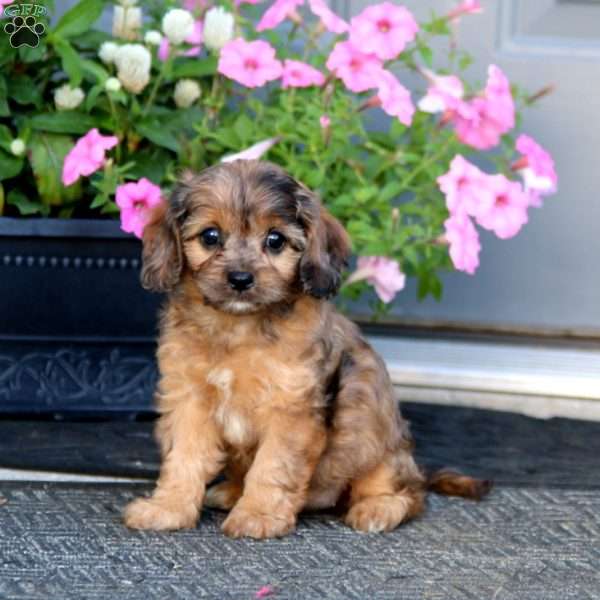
xmin=124 ymin=160 xmax=490 ymax=538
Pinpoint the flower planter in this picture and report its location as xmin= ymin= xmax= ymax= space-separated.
xmin=0 ymin=217 xmax=161 ymax=415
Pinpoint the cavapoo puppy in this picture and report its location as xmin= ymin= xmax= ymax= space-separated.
xmin=124 ymin=160 xmax=490 ymax=539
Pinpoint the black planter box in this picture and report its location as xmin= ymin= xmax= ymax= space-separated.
xmin=0 ymin=218 xmax=161 ymax=415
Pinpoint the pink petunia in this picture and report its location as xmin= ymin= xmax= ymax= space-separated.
xmin=375 ymin=70 xmax=414 ymax=126
xmin=116 ymin=178 xmax=163 ymax=239
xmin=281 ymin=59 xmax=325 ymax=89
xmin=218 ymin=38 xmax=283 ymax=88
xmin=256 ymin=0 xmax=303 ymax=31
xmin=326 ymin=41 xmax=383 ymax=93
xmin=308 ymin=0 xmax=348 ymax=34
xmin=221 ymin=137 xmax=280 ymax=162
xmin=513 ymin=134 xmax=557 ymax=207
xmin=0 ymin=0 xmax=13 ymax=6
xmin=452 ymin=64 xmax=515 ymax=150
xmin=446 ymin=0 xmax=482 ymax=21
xmin=444 ymin=214 xmax=481 ymax=275
xmin=62 ymin=129 xmax=119 ymax=186
xmin=347 ymin=256 xmax=406 ymax=304
xmin=474 ymin=174 xmax=529 ymax=240
xmin=255 ymin=585 xmax=274 ymax=599
xmin=319 ymin=114 xmax=331 ymax=128
xmin=183 ymin=0 xmax=207 ymax=10
xmin=418 ymin=69 xmax=464 ymax=114
xmin=437 ymin=154 xmax=494 ymax=218
xmin=158 ymin=19 xmax=203 ymax=61
xmin=349 ymin=2 xmax=418 ymax=61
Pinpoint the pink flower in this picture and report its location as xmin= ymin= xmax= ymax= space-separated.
xmin=375 ymin=70 xmax=414 ymax=126
xmin=62 ymin=129 xmax=118 ymax=186
xmin=475 ymin=174 xmax=529 ymax=239
xmin=347 ymin=256 xmax=406 ymax=304
xmin=116 ymin=178 xmax=163 ymax=239
xmin=447 ymin=0 xmax=482 ymax=21
xmin=418 ymin=69 xmax=464 ymax=114
xmin=319 ymin=115 xmax=331 ymax=128
xmin=221 ymin=137 xmax=280 ymax=162
xmin=255 ymin=585 xmax=274 ymax=599
xmin=514 ymin=134 xmax=557 ymax=206
xmin=437 ymin=155 xmax=494 ymax=218
xmin=256 ymin=0 xmax=303 ymax=31
xmin=158 ymin=19 xmax=203 ymax=61
xmin=0 ymin=0 xmax=13 ymax=6
xmin=218 ymin=39 xmax=283 ymax=88
xmin=326 ymin=41 xmax=383 ymax=93
xmin=183 ymin=0 xmax=207 ymax=10
xmin=444 ymin=214 xmax=480 ymax=275
xmin=349 ymin=2 xmax=418 ymax=61
xmin=308 ymin=0 xmax=348 ymax=33
xmin=452 ymin=65 xmax=515 ymax=150
xmin=281 ymin=59 xmax=325 ymax=89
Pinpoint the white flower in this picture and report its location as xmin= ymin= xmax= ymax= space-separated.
xmin=114 ymin=44 xmax=151 ymax=94
xmin=174 ymin=79 xmax=201 ymax=108
xmin=113 ymin=5 xmax=142 ymax=41
xmin=162 ymin=8 xmax=194 ymax=45
xmin=144 ymin=30 xmax=163 ymax=46
xmin=221 ymin=137 xmax=280 ymax=163
xmin=99 ymin=41 xmax=119 ymax=65
xmin=203 ymin=7 xmax=234 ymax=51
xmin=54 ymin=84 xmax=85 ymax=110
xmin=10 ymin=139 xmax=25 ymax=156
xmin=105 ymin=77 xmax=122 ymax=92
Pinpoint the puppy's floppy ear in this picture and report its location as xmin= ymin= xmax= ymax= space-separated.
xmin=296 ymin=186 xmax=351 ymax=299
xmin=140 ymin=182 xmax=188 ymax=292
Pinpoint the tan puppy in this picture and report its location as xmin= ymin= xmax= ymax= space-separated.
xmin=124 ymin=160 xmax=490 ymax=538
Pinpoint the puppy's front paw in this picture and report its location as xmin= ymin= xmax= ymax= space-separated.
xmin=221 ymin=506 xmax=295 ymax=539
xmin=123 ymin=497 xmax=198 ymax=531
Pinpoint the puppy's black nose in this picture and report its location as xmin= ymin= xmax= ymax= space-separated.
xmin=227 ymin=271 xmax=254 ymax=292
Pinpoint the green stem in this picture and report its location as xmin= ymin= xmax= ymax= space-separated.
xmin=142 ymin=52 xmax=171 ymax=117
xmin=398 ymin=135 xmax=454 ymax=191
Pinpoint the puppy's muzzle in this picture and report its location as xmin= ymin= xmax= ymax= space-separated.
xmin=227 ymin=271 xmax=254 ymax=292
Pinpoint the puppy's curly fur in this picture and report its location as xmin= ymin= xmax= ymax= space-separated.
xmin=124 ymin=160 xmax=490 ymax=538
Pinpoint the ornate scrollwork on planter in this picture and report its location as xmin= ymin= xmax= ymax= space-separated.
xmin=0 ymin=347 xmax=157 ymax=411
xmin=1 ymin=255 xmax=141 ymax=270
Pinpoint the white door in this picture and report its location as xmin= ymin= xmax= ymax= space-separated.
xmin=345 ymin=0 xmax=600 ymax=338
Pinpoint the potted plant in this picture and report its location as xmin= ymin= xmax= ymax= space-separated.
xmin=0 ymin=0 xmax=557 ymax=414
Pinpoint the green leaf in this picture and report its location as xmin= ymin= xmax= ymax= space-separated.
xmin=170 ymin=56 xmax=218 ymax=80
xmin=84 ymin=84 xmax=103 ymax=112
xmin=233 ymin=114 xmax=254 ymax=144
xmin=53 ymin=38 xmax=83 ymax=86
xmin=81 ymin=59 xmax=108 ymax=84
xmin=89 ymin=193 xmax=108 ymax=209
xmin=418 ymin=44 xmax=433 ymax=68
xmin=53 ymin=0 xmax=104 ymax=39
xmin=30 ymin=111 xmax=99 ymax=134
xmin=0 ymin=149 xmax=23 ymax=181
xmin=8 ymin=75 xmax=43 ymax=108
xmin=0 ymin=124 xmax=12 ymax=153
xmin=29 ymin=132 xmax=81 ymax=205
xmin=6 ymin=190 xmax=48 ymax=216
xmin=128 ymin=147 xmax=172 ymax=184
xmin=135 ymin=119 xmax=181 ymax=153
xmin=0 ymin=75 xmax=9 ymax=116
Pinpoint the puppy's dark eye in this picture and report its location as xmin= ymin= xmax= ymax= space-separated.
xmin=265 ymin=230 xmax=286 ymax=252
xmin=200 ymin=227 xmax=221 ymax=248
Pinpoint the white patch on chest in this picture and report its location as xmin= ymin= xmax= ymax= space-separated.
xmin=207 ymin=367 xmax=250 ymax=446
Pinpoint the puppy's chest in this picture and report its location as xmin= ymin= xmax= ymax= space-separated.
xmin=204 ymin=348 xmax=316 ymax=448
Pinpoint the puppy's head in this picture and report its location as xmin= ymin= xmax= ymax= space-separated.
xmin=141 ymin=160 xmax=350 ymax=314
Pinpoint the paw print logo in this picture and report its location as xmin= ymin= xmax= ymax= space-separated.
xmin=4 ymin=15 xmax=46 ymax=48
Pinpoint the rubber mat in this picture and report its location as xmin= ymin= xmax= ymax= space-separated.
xmin=1 ymin=403 xmax=599 ymax=488
xmin=0 ymin=482 xmax=597 ymax=599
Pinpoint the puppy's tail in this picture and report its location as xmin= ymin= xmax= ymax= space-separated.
xmin=426 ymin=469 xmax=493 ymax=500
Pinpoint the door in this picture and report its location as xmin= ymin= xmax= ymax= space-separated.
xmin=344 ymin=0 xmax=600 ymax=338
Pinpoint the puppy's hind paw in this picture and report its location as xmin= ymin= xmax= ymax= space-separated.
xmin=204 ymin=481 xmax=243 ymax=511
xmin=123 ymin=497 xmax=198 ymax=531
